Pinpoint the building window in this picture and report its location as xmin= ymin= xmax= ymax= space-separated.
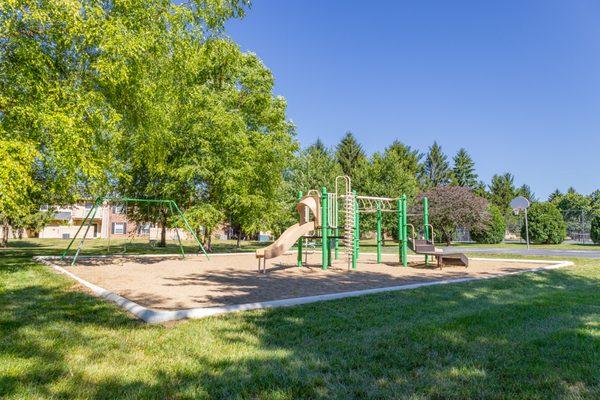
xmin=112 ymin=222 xmax=127 ymax=235
xmin=40 ymin=204 xmax=49 ymax=211
xmin=112 ymin=205 xmax=124 ymax=214
xmin=84 ymin=202 xmax=93 ymax=209
xmin=138 ymin=224 xmax=151 ymax=236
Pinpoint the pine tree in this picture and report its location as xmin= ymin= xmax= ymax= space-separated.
xmin=335 ymin=132 xmax=366 ymax=179
xmin=423 ymin=141 xmax=452 ymax=187
xmin=386 ymin=140 xmax=423 ymax=177
xmin=516 ymin=184 xmax=536 ymax=202
xmin=489 ymin=173 xmax=516 ymax=213
xmin=452 ymin=148 xmax=478 ymax=189
xmin=548 ymin=189 xmax=562 ymax=202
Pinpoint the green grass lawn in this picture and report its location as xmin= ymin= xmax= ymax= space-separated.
xmin=1 ymin=240 xmax=600 ymax=399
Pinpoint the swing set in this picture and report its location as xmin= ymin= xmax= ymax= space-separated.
xmin=61 ymin=197 xmax=209 ymax=265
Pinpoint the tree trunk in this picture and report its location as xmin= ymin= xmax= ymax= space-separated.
xmin=206 ymin=232 xmax=212 ymax=252
xmin=236 ymin=233 xmax=241 ymax=248
xmin=2 ymin=218 xmax=9 ymax=247
xmin=159 ymin=219 xmax=167 ymax=247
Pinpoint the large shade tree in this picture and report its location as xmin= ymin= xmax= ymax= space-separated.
xmin=1 ymin=0 xmax=296 ymax=248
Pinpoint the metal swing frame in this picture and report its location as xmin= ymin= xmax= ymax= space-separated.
xmin=61 ymin=197 xmax=210 ymax=265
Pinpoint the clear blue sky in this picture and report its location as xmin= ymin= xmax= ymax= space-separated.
xmin=226 ymin=0 xmax=600 ymax=199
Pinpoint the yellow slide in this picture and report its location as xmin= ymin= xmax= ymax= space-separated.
xmin=255 ymin=221 xmax=316 ymax=259
xmin=256 ymin=193 xmax=320 ymax=260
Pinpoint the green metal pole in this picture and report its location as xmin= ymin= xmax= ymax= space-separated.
xmin=376 ymin=202 xmax=382 ymax=264
xmin=402 ymin=195 xmax=408 ymax=267
xmin=397 ymin=198 xmax=402 ymax=264
xmin=171 ymin=201 xmax=210 ymax=260
xmin=62 ymin=197 xmax=102 ymax=259
xmin=423 ymin=196 xmax=430 ymax=267
xmin=297 ymin=191 xmax=303 ymax=267
xmin=352 ymin=190 xmax=358 ymax=269
xmin=71 ymin=204 xmax=99 ymax=266
xmin=168 ymin=202 xmax=185 ymax=259
xmin=321 ymin=187 xmax=328 ymax=270
xmin=356 ymin=198 xmax=360 ymax=259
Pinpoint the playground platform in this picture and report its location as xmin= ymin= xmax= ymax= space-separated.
xmin=39 ymin=252 xmax=571 ymax=323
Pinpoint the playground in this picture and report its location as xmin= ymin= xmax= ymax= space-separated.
xmin=47 ymin=253 xmax=564 ymax=322
xmin=50 ymin=175 xmax=569 ymax=322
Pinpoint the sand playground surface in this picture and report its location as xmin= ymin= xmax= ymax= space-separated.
xmin=57 ymin=252 xmax=558 ymax=311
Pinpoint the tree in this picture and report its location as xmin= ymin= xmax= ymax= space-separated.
xmin=489 ymin=173 xmax=516 ymax=213
xmin=0 ymin=140 xmax=38 ymax=246
xmin=1 ymin=1 xmax=123 ymax=203
xmin=591 ymin=213 xmax=600 ymax=244
xmin=548 ymin=189 xmax=562 ymax=202
xmin=452 ymin=148 xmax=478 ymax=189
xmin=386 ymin=140 xmax=423 ymax=178
xmin=412 ymin=186 xmax=488 ymax=245
xmin=288 ymin=140 xmax=343 ymax=195
xmin=550 ymin=191 xmax=592 ymax=240
xmin=93 ymin=1 xmax=295 ymax=247
xmin=361 ymin=146 xmax=420 ymax=238
xmin=470 ymin=205 xmax=506 ymax=244
xmin=516 ymin=184 xmax=536 ymax=202
xmin=523 ymin=202 xmax=566 ymax=244
xmin=423 ymin=142 xmax=453 ymax=187
xmin=590 ymin=190 xmax=600 ymax=212
xmin=335 ymin=132 xmax=367 ymax=180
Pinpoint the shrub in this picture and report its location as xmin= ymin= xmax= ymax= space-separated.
xmin=522 ymin=202 xmax=566 ymax=244
xmin=591 ymin=213 xmax=600 ymax=244
xmin=411 ymin=186 xmax=488 ymax=245
xmin=471 ymin=205 xmax=505 ymax=244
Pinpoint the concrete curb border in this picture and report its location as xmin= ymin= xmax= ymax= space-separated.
xmin=35 ymin=254 xmax=574 ymax=324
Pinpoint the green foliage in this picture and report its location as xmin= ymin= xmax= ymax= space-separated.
xmin=590 ymin=190 xmax=600 ymax=212
xmin=335 ymin=132 xmax=367 ymax=180
xmin=523 ymin=202 xmax=566 ymax=244
xmin=359 ymin=145 xmax=420 ymax=235
xmin=287 ymin=140 xmax=343 ymax=194
xmin=452 ymin=148 xmax=478 ymax=189
xmin=548 ymin=189 xmax=562 ymax=202
xmin=516 ymin=184 xmax=536 ymax=202
xmin=591 ymin=213 xmax=600 ymax=244
xmin=423 ymin=141 xmax=452 ymax=187
xmin=0 ymin=140 xmax=38 ymax=245
xmin=489 ymin=173 xmax=516 ymax=213
xmin=470 ymin=205 xmax=506 ymax=244
xmin=385 ymin=140 xmax=423 ymax=179
xmin=1 ymin=0 xmax=294 ymax=240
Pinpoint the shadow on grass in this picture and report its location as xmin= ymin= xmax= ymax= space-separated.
xmin=2 ymin=251 xmax=600 ymax=398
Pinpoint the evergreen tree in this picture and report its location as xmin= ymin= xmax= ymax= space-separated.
xmin=386 ymin=140 xmax=423 ymax=177
xmin=452 ymin=148 xmax=478 ymax=188
xmin=423 ymin=141 xmax=452 ymax=187
xmin=489 ymin=173 xmax=516 ymax=213
xmin=567 ymin=186 xmax=577 ymax=195
xmin=517 ymin=184 xmax=536 ymax=202
xmin=335 ymin=132 xmax=366 ymax=179
xmin=288 ymin=140 xmax=343 ymax=194
xmin=548 ymin=189 xmax=562 ymax=202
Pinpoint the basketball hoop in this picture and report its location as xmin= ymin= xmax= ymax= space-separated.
xmin=510 ymin=196 xmax=531 ymax=249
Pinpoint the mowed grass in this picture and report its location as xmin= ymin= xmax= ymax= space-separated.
xmin=1 ymin=240 xmax=600 ymax=399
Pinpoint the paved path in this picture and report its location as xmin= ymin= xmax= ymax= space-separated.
xmin=446 ymin=247 xmax=600 ymax=259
